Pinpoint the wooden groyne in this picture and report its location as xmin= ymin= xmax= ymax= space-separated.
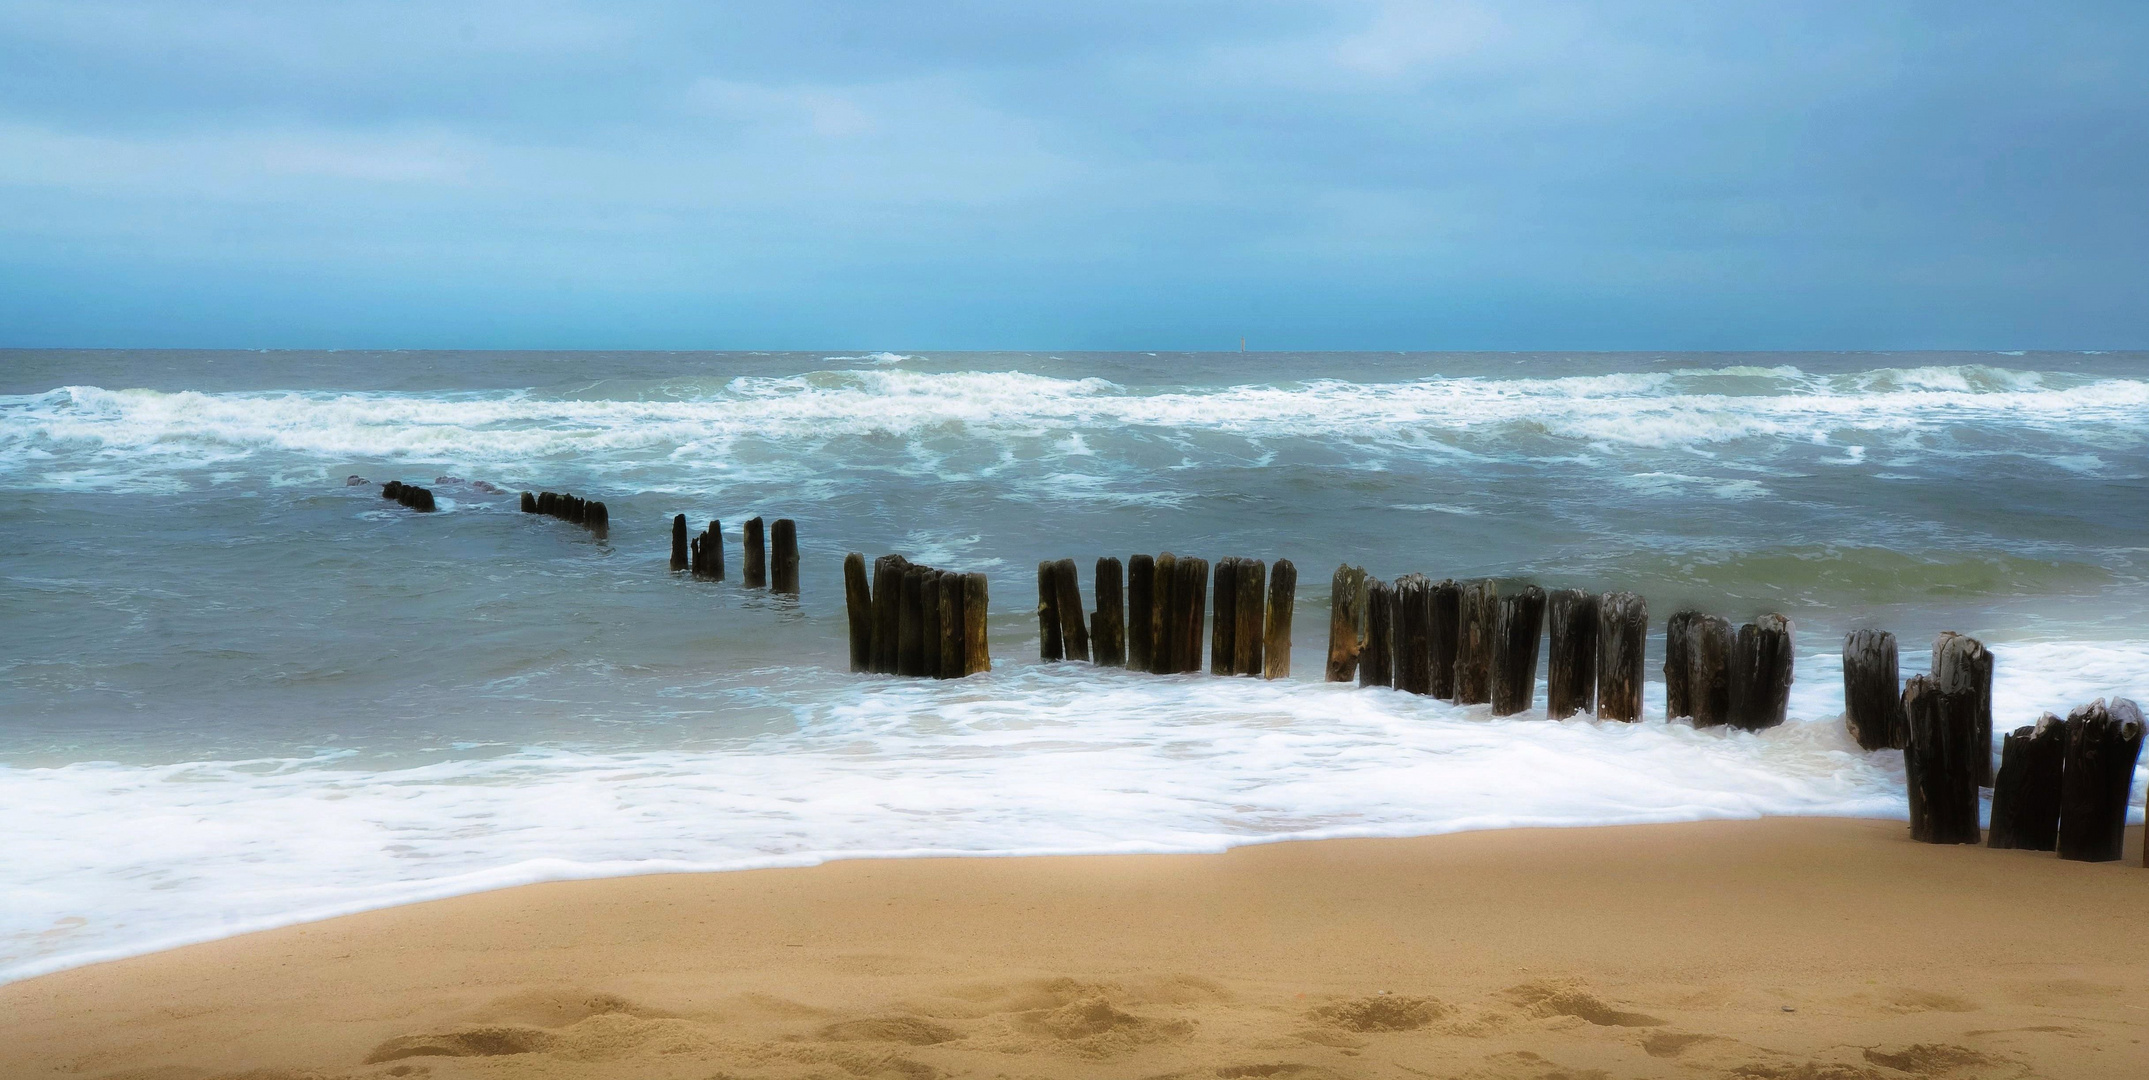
xmin=382 ymin=480 xmax=437 ymax=513
xmin=1027 ymin=554 xmax=1298 ymax=680
xmin=669 ymin=515 xmax=797 ymax=594
xmin=848 ymin=554 xmax=990 ymax=678
xmin=522 ymin=489 xmax=607 ymax=531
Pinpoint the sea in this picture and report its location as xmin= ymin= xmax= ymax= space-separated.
xmin=3 ymin=349 xmax=2145 ymax=984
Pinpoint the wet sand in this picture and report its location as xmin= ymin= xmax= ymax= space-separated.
xmin=6 ymin=817 xmax=2146 ymax=1079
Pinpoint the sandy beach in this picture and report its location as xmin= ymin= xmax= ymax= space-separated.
xmin=5 ymin=817 xmax=2145 ymax=1080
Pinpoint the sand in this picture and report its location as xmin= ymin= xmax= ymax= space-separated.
xmin=5 ymin=817 xmax=2146 ymax=1080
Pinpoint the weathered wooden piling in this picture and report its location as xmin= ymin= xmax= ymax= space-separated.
xmin=1594 ymin=592 xmax=1646 ymax=722
xmin=1325 ymin=565 xmax=1368 ymax=683
xmin=521 ymin=491 xmax=538 ymax=513
xmin=938 ymin=569 xmax=966 ymax=679
xmin=919 ymin=570 xmax=943 ymax=679
xmin=962 ymin=572 xmax=991 ymax=675
xmin=1729 ymin=613 xmax=1793 ymax=731
xmin=1126 ymin=555 xmax=1155 ymax=672
xmin=1453 ymin=580 xmax=1496 ymax=705
xmin=670 ymin=514 xmax=689 ymax=572
xmin=2057 ymin=698 xmax=2145 ymax=863
xmin=1932 ymin=632 xmax=1994 ymax=786
xmin=1093 ymin=557 xmax=1126 ymax=668
xmin=1264 ymin=558 xmax=1296 ymax=679
xmin=743 ymin=517 xmax=767 ymax=588
xmin=1842 ymin=629 xmax=1902 ymax=750
xmin=1428 ymin=579 xmax=1459 ymax=700
xmin=843 ymin=553 xmax=872 ymax=673
xmin=1150 ymin=553 xmax=1178 ymax=676
xmin=897 ymin=565 xmax=927 ymax=677
xmin=1052 ymin=558 xmax=1090 ymax=663
xmin=1235 ymin=559 xmax=1265 ymax=676
xmin=1490 ymin=585 xmax=1546 ymax=717
xmin=1394 ymin=574 xmax=1433 ymax=695
xmin=1987 ymin=714 xmax=2065 ymax=852
xmin=1663 ymin=611 xmax=1696 ymax=720
xmin=1037 ymin=561 xmax=1063 ymax=662
xmin=1902 ymin=674 xmax=1982 ymax=845
xmin=1177 ymin=557 xmax=1209 ymax=673
xmin=537 ymin=491 xmax=556 ymax=515
xmin=586 ymin=501 xmax=606 ymax=529
xmin=383 ymin=480 xmax=402 ymax=500
xmin=690 ymin=521 xmax=724 ymax=580
xmin=1358 ymin=578 xmax=1395 ymax=688
xmin=871 ymin=554 xmax=909 ymax=674
xmin=1211 ymin=558 xmax=1240 ymax=676
xmin=1546 ymin=589 xmax=1597 ymax=719
xmin=770 ymin=519 xmax=799 ymax=594
xmin=1666 ymin=613 xmax=1733 ymax=726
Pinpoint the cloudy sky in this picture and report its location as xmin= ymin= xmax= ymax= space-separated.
xmin=2 ymin=1 xmax=2143 ymax=350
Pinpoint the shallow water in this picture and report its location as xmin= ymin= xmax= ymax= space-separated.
xmin=3 ymin=349 xmax=2145 ymax=981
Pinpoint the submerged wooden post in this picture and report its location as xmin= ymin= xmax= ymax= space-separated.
xmin=2057 ymin=698 xmax=2146 ymax=863
xmin=1093 ymin=557 xmax=1126 ymax=668
xmin=521 ymin=491 xmax=538 ymax=513
xmin=1264 ymin=558 xmax=1296 ymax=679
xmin=1428 ymin=578 xmax=1459 ymax=700
xmin=871 ymin=555 xmax=908 ymax=674
xmin=1490 ymin=585 xmax=1547 ymax=717
xmin=1177 ymin=557 xmax=1209 ymax=673
xmin=1394 ymin=574 xmax=1433 ymax=695
xmin=843 ymin=553 xmax=872 ymax=673
xmin=1325 ymin=564 xmax=1368 ymax=682
xmin=1211 ymin=558 xmax=1240 ymax=675
xmin=1903 ymin=674 xmax=1982 ymax=844
xmin=743 ymin=517 xmax=767 ymax=587
xmin=1052 ymin=558 xmax=1090 ymax=663
xmin=670 ymin=514 xmax=689 ymax=572
xmin=770 ymin=519 xmax=799 ymax=594
xmin=586 ymin=501 xmax=606 ymax=531
xmin=1453 ymin=580 xmax=1496 ymax=705
xmin=962 ymin=572 xmax=991 ymax=675
xmin=1126 ymin=554 xmax=1155 ymax=672
xmin=1546 ymin=588 xmax=1598 ymax=719
xmin=1150 ymin=553 xmax=1178 ymax=675
xmin=938 ymin=569 xmax=966 ymax=679
xmin=1988 ymin=714 xmax=2065 ymax=851
xmin=897 ymin=565 xmax=928 ymax=677
xmin=1932 ymin=632 xmax=1994 ymax=786
xmin=1595 ymin=592 xmax=1646 ymax=722
xmin=1037 ymin=561 xmax=1063 ymax=662
xmin=919 ymin=570 xmax=943 ymax=679
xmin=1730 ymin=613 xmax=1794 ymax=731
xmin=1842 ymin=629 xmax=1902 ymax=750
xmin=1360 ymin=578 xmax=1396 ymax=689
xmin=1235 ymin=559 xmax=1265 ymax=676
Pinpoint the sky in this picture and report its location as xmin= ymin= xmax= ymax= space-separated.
xmin=1 ymin=1 xmax=2144 ymax=351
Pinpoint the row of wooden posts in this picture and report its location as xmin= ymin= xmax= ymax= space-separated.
xmin=1036 ymin=555 xmax=1303 ymax=678
xmin=381 ymin=480 xmax=437 ymax=513
xmin=842 ymin=554 xmax=992 ymax=677
xmin=520 ymin=490 xmax=609 ymax=530
xmin=670 ymin=515 xmax=798 ymax=592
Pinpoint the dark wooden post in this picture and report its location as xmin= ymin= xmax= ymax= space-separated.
xmin=1360 ymin=578 xmax=1395 ymax=689
xmin=1932 ymin=632 xmax=1994 ymax=786
xmin=919 ymin=570 xmax=943 ymax=679
xmin=1177 ymin=557 xmax=1209 ymax=673
xmin=1037 ymin=561 xmax=1063 ymax=662
xmin=1428 ymin=578 xmax=1459 ymax=700
xmin=1394 ymin=574 xmax=1433 ymax=695
xmin=1126 ymin=554 xmax=1154 ymax=672
xmin=2057 ymin=698 xmax=2146 ymax=863
xmin=1211 ymin=558 xmax=1240 ymax=676
xmin=938 ymin=570 xmax=966 ymax=679
xmin=586 ymin=501 xmax=607 ymax=531
xmin=536 ymin=491 xmax=554 ymax=515
xmin=1663 ymin=610 xmax=1696 ymax=720
xmin=843 ymin=553 xmax=872 ymax=673
xmin=1150 ymin=553 xmax=1178 ymax=675
xmin=871 ymin=555 xmax=908 ymax=674
xmin=962 ymin=572 xmax=991 ymax=675
xmin=1491 ymin=585 xmax=1547 ymax=717
xmin=897 ymin=565 xmax=927 ymax=676
xmin=1730 ymin=613 xmax=1794 ymax=731
xmin=1453 ymin=580 xmax=1496 ymax=705
xmin=1988 ymin=714 xmax=2064 ymax=851
xmin=1235 ymin=559 xmax=1265 ymax=676
xmin=1325 ymin=564 xmax=1367 ymax=682
xmin=1052 ymin=558 xmax=1090 ymax=663
xmin=1687 ymin=615 xmax=1734 ymax=727
xmin=1093 ymin=557 xmax=1126 ymax=667
xmin=742 ymin=517 xmax=767 ymax=587
xmin=1595 ymin=592 xmax=1645 ymax=722
xmin=1264 ymin=558 xmax=1296 ymax=679
xmin=1842 ymin=629 xmax=1902 ymax=750
xmin=1546 ymin=588 xmax=1597 ymax=719
xmin=770 ymin=519 xmax=799 ymax=594
xmin=521 ymin=491 xmax=537 ymax=513
xmin=670 ymin=514 xmax=689 ymax=572
xmin=1902 ymin=674 xmax=1982 ymax=844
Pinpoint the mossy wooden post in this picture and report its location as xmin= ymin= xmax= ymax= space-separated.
xmin=1151 ymin=553 xmax=1178 ymax=676
xmin=1428 ymin=578 xmax=1460 ymax=700
xmin=670 ymin=514 xmax=689 ymax=572
xmin=742 ymin=517 xmax=767 ymax=587
xmin=938 ymin=569 xmax=966 ymax=679
xmin=521 ymin=491 xmax=538 ymax=513
xmin=1491 ymin=585 xmax=1547 ymax=717
xmin=1453 ymin=580 xmax=1496 ymax=705
xmin=1932 ymin=632 xmax=1994 ymax=786
xmin=1037 ymin=561 xmax=1063 ymax=662
xmin=843 ymin=553 xmax=872 ymax=673
xmin=962 ymin=572 xmax=991 ymax=675
xmin=1688 ymin=615 xmax=1734 ymax=727
xmin=1394 ymin=574 xmax=1432 ymax=695
xmin=1595 ymin=592 xmax=1646 ymax=722
xmin=770 ymin=519 xmax=799 ymax=594
xmin=919 ymin=570 xmax=944 ymax=679
xmin=1126 ymin=554 xmax=1155 ymax=672
xmin=1546 ymin=589 xmax=1598 ymax=719
xmin=1988 ymin=714 xmax=2064 ymax=851
xmin=1902 ymin=675 xmax=1981 ymax=845
xmin=1730 ymin=613 xmax=1794 ymax=731
xmin=897 ymin=565 xmax=927 ymax=677
xmin=871 ymin=554 xmax=908 ymax=675
xmin=1093 ymin=557 xmax=1126 ymax=668
xmin=1359 ymin=578 xmax=1396 ymax=689
xmin=1264 ymin=558 xmax=1296 ymax=679
xmin=1052 ymin=557 xmax=1090 ymax=663
xmin=1177 ymin=557 xmax=1209 ymax=673
xmin=1325 ymin=564 xmax=1368 ymax=683
xmin=536 ymin=490 xmax=554 ymax=515
xmin=1842 ymin=629 xmax=1902 ymax=750
xmin=2057 ymin=698 xmax=2146 ymax=863
xmin=1235 ymin=558 xmax=1265 ymax=676
xmin=1211 ymin=558 xmax=1239 ymax=675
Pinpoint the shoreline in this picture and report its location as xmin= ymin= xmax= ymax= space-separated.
xmin=7 ymin=817 xmax=2146 ymax=1079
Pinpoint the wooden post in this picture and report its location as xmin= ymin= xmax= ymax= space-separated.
xmin=1842 ymin=629 xmax=1901 ymax=750
xmin=1360 ymin=578 xmax=1395 ymax=688
xmin=1932 ymin=632 xmax=1994 ymax=786
xmin=521 ymin=491 xmax=537 ymax=513
xmin=843 ymin=553 xmax=872 ymax=673
xmin=743 ymin=517 xmax=767 ymax=587
xmin=1264 ymin=558 xmax=1296 ymax=679
xmin=1546 ymin=589 xmax=1598 ymax=719
xmin=1037 ymin=561 xmax=1063 ymax=662
xmin=962 ymin=572 xmax=991 ymax=675
xmin=670 ymin=514 xmax=689 ymax=572
xmin=1902 ymin=674 xmax=1981 ymax=844
xmin=1052 ymin=558 xmax=1090 ymax=663
xmin=1730 ymin=613 xmax=1794 ymax=731
xmin=1988 ymin=714 xmax=2064 ymax=851
xmin=1125 ymin=555 xmax=1154 ymax=672
xmin=1211 ymin=558 xmax=1239 ymax=675
xmin=1687 ymin=615 xmax=1734 ymax=727
xmin=2057 ymin=698 xmax=2146 ymax=863
xmin=1453 ymin=580 xmax=1496 ymax=705
xmin=897 ymin=565 xmax=927 ymax=676
xmin=706 ymin=521 xmax=725 ymax=580
xmin=871 ymin=555 xmax=908 ymax=674
xmin=1151 ymin=553 xmax=1178 ymax=675
xmin=586 ymin=501 xmax=607 ymax=531
xmin=1093 ymin=557 xmax=1126 ymax=667
xmin=1324 ymin=564 xmax=1367 ymax=683
xmin=1177 ymin=557 xmax=1208 ymax=673
xmin=770 ymin=519 xmax=799 ymax=594
xmin=938 ymin=569 xmax=966 ymax=679
xmin=1663 ymin=610 xmax=1696 ymax=720
xmin=1428 ymin=578 xmax=1459 ymax=700
xmin=536 ymin=491 xmax=554 ymax=515
xmin=919 ymin=570 xmax=943 ymax=679
xmin=1595 ymin=592 xmax=1646 ymax=722
xmin=1490 ymin=585 xmax=1546 ymax=717
xmin=1394 ymin=574 xmax=1432 ymax=695
xmin=1235 ymin=558 xmax=1265 ymax=676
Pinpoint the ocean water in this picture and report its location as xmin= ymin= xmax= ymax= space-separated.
xmin=3 ymin=349 xmax=2146 ymax=983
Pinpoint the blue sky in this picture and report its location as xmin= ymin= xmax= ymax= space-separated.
xmin=2 ymin=1 xmax=2143 ymax=350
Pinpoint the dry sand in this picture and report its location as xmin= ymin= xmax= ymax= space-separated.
xmin=5 ymin=817 xmax=2146 ymax=1080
